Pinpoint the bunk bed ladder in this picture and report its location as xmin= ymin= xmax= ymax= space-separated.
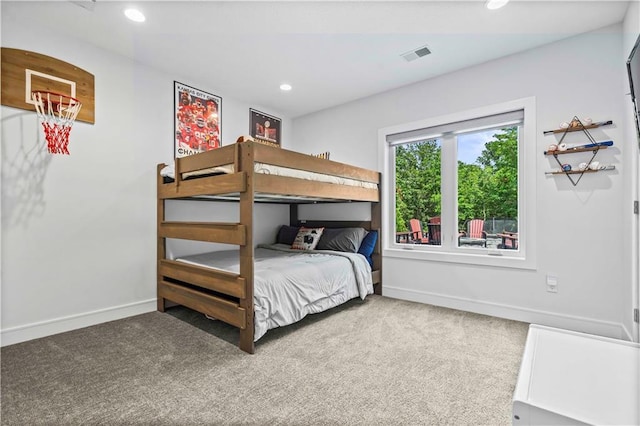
xmin=238 ymin=142 xmax=255 ymax=354
xmin=157 ymin=164 xmax=167 ymax=312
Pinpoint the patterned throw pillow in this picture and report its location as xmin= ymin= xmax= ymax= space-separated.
xmin=291 ymin=227 xmax=325 ymax=250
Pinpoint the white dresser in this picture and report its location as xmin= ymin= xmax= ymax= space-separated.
xmin=512 ymin=324 xmax=639 ymax=425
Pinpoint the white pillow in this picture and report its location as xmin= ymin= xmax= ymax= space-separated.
xmin=291 ymin=227 xmax=325 ymax=250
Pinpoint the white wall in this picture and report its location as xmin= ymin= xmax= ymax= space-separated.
xmin=292 ymin=24 xmax=632 ymax=339
xmin=622 ymin=1 xmax=640 ymax=341
xmin=0 ymin=9 xmax=289 ymax=345
xmin=2 ymin=4 xmax=636 ymax=346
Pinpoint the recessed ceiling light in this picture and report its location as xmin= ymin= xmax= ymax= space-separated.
xmin=124 ymin=8 xmax=146 ymax=22
xmin=485 ymin=0 xmax=509 ymax=10
xmin=280 ymin=83 xmax=292 ymax=91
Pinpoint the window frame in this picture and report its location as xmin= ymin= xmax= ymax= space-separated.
xmin=379 ymin=97 xmax=537 ymax=270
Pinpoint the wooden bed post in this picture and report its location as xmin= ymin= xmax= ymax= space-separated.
xmin=157 ymin=163 xmax=166 ymax=312
xmin=289 ymin=204 xmax=298 ymax=225
xmin=238 ymin=142 xmax=256 ymax=354
xmin=372 ymin=173 xmax=382 ymax=295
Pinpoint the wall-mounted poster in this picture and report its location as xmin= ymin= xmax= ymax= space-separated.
xmin=174 ymin=81 xmax=222 ymax=158
xmin=249 ymin=108 xmax=281 ymax=147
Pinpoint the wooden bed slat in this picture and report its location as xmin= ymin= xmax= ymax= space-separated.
xmin=160 ymin=222 xmax=246 ymax=245
xmin=159 ymin=173 xmax=246 ymax=199
xmin=157 ymin=165 xmax=167 ymax=312
xmin=254 ymin=174 xmax=379 ymax=202
xmin=159 ymin=259 xmax=246 ymax=298
xmin=159 ymin=280 xmax=246 ymax=329
xmin=252 ymin=142 xmax=379 ymax=183
xmin=372 ymin=270 xmax=381 ymax=285
xmin=177 ymin=144 xmax=237 ymax=173
xmin=293 ymin=219 xmax=372 ymax=229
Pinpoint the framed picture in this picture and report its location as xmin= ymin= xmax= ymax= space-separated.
xmin=174 ymin=81 xmax=222 ymax=158
xmin=249 ymin=108 xmax=281 ymax=147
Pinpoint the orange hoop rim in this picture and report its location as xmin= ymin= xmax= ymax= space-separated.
xmin=32 ymin=90 xmax=81 ymax=105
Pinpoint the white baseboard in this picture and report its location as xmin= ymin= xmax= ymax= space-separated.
xmin=383 ymin=286 xmax=627 ymax=340
xmin=0 ymin=299 xmax=157 ymax=347
xmin=621 ymin=324 xmax=636 ymax=342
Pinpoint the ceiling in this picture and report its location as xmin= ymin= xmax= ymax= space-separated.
xmin=2 ymin=1 xmax=631 ymax=118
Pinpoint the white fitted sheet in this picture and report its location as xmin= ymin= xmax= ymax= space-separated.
xmin=160 ymin=163 xmax=378 ymax=190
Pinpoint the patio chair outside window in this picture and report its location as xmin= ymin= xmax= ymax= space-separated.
xmin=498 ymin=231 xmax=519 ymax=250
xmin=458 ymin=219 xmax=487 ymax=247
xmin=427 ymin=216 xmax=441 ymax=245
xmin=409 ymin=219 xmax=429 ymax=244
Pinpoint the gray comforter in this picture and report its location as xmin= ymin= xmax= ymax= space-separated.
xmin=176 ymin=243 xmax=373 ymax=341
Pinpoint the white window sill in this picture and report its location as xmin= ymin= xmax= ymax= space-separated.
xmin=383 ymin=246 xmax=536 ymax=270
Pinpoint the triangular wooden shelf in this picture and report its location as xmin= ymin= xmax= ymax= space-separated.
xmin=543 ymin=120 xmax=612 ymax=135
xmin=543 ymin=117 xmax=615 ymax=186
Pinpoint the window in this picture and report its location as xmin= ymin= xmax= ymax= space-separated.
xmin=380 ymin=98 xmax=536 ymax=269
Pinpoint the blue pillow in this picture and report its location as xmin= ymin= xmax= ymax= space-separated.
xmin=357 ymin=230 xmax=378 ymax=267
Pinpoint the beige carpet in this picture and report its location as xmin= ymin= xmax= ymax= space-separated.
xmin=1 ymin=295 xmax=529 ymax=425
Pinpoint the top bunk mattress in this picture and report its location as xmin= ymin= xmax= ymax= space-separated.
xmin=160 ymin=162 xmax=378 ymax=190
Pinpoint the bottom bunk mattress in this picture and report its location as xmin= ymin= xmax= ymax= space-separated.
xmin=175 ymin=243 xmax=374 ymax=341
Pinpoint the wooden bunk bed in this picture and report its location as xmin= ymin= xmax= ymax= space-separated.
xmin=157 ymin=140 xmax=381 ymax=354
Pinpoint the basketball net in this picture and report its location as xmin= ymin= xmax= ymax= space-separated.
xmin=32 ymin=91 xmax=82 ymax=155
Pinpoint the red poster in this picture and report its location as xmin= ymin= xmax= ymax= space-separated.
xmin=174 ymin=81 xmax=222 ymax=158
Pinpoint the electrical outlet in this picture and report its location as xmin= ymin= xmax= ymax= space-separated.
xmin=546 ymin=274 xmax=558 ymax=293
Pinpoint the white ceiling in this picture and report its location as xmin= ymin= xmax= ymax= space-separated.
xmin=2 ymin=0 xmax=631 ymax=118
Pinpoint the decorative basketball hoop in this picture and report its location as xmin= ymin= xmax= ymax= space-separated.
xmin=32 ymin=91 xmax=82 ymax=155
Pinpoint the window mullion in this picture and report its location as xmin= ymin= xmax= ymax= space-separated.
xmin=440 ymin=133 xmax=457 ymax=250
xmin=389 ymin=145 xmax=399 ymax=247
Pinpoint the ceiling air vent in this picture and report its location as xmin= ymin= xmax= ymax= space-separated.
xmin=401 ymin=45 xmax=432 ymax=62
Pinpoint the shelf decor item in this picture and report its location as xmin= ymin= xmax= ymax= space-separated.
xmin=542 ymin=118 xmax=612 ymax=136
xmin=542 ymin=116 xmax=615 ymax=186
